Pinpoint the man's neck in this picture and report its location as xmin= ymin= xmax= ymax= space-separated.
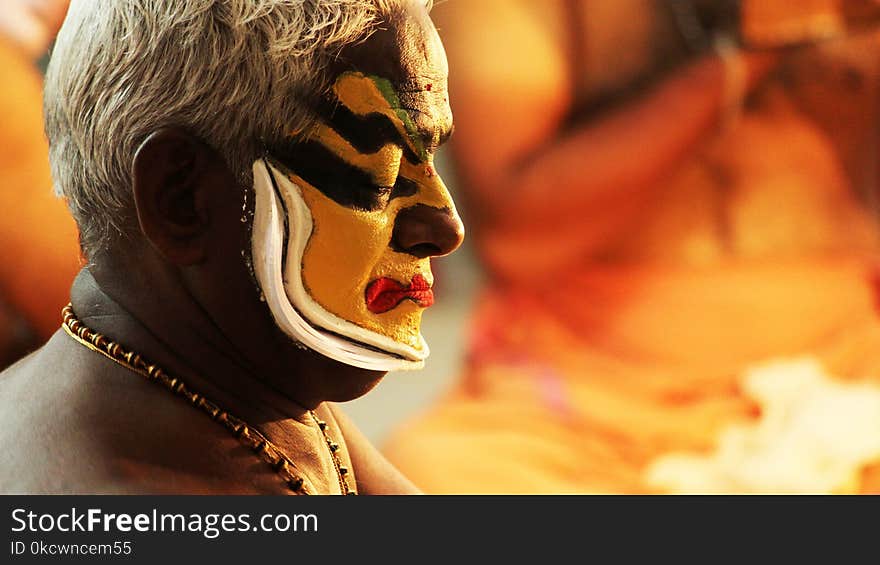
xmin=70 ymin=264 xmax=324 ymax=426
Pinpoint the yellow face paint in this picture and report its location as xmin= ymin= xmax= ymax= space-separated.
xmin=280 ymin=72 xmax=459 ymax=353
xmin=332 ymin=73 xmax=429 ymax=160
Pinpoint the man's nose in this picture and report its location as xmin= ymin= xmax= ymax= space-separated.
xmin=391 ymin=204 xmax=465 ymax=258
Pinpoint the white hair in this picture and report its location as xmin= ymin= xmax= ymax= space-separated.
xmin=45 ymin=0 xmax=417 ymax=256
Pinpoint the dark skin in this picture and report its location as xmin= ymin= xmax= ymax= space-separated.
xmin=0 ymin=1 xmax=459 ymax=494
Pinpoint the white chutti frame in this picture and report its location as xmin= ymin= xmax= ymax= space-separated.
xmin=251 ymin=159 xmax=429 ymax=372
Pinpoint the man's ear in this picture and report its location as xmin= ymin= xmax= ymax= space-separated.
xmin=132 ymin=128 xmax=215 ymax=265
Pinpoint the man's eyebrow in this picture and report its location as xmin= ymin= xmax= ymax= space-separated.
xmin=420 ymin=123 xmax=454 ymax=152
xmin=318 ymin=98 xmax=422 ymax=163
xmin=316 ymin=92 xmax=453 ymax=161
xmin=438 ymin=123 xmax=455 ymax=146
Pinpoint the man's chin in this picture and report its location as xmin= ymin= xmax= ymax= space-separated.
xmin=328 ymin=368 xmax=387 ymax=402
xmin=296 ymin=343 xmax=389 ymax=401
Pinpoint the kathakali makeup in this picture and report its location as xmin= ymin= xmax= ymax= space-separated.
xmin=251 ymin=39 xmax=462 ymax=371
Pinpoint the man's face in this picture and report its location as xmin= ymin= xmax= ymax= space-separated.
xmin=260 ymin=3 xmax=463 ymax=365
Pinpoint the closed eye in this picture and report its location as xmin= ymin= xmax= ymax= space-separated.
xmin=390 ymin=176 xmax=419 ymax=200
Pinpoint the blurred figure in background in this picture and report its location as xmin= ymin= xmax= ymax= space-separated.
xmin=0 ymin=0 xmax=80 ymax=368
xmin=384 ymin=0 xmax=880 ymax=493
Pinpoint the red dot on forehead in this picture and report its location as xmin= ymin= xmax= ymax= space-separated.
xmin=426 ymin=83 xmax=433 ymax=91
xmin=425 ymin=165 xmax=435 ymax=177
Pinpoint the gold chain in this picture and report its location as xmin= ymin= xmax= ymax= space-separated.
xmin=61 ymin=304 xmax=356 ymax=495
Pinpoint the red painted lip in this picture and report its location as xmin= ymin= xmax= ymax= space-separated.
xmin=365 ymin=274 xmax=434 ymax=314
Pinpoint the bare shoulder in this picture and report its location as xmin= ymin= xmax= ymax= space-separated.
xmin=0 ymin=332 xmax=287 ymax=494
xmin=0 ymin=338 xmax=121 ymax=493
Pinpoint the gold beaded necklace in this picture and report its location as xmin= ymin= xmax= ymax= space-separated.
xmin=61 ymin=305 xmax=355 ymax=495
